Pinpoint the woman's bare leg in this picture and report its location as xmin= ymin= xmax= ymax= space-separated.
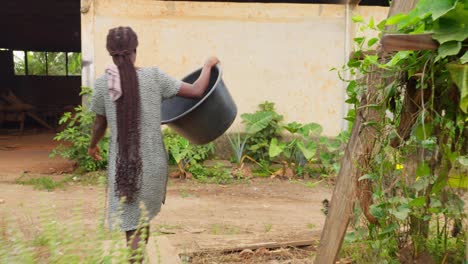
xmin=125 ymin=226 xmax=150 ymax=263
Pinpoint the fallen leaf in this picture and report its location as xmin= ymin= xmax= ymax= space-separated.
xmin=255 ymin=247 xmax=270 ymax=256
xmin=239 ymin=249 xmax=254 ymax=259
xmin=169 ymin=171 xmax=180 ymax=178
xmin=285 ymin=168 xmax=295 ymax=179
xmin=241 ymin=166 xmax=253 ymax=178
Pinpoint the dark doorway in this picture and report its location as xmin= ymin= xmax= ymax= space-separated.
xmin=0 ymin=0 xmax=81 ymax=133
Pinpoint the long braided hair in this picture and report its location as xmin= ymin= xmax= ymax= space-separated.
xmin=106 ymin=27 xmax=142 ymax=203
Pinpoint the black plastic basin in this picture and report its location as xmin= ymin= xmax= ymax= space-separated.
xmin=161 ymin=65 xmax=237 ymax=145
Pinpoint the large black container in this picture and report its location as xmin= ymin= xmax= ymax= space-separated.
xmin=161 ymin=65 xmax=237 ymax=145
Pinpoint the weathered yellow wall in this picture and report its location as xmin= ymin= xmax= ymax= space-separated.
xmin=84 ymin=0 xmax=388 ymax=136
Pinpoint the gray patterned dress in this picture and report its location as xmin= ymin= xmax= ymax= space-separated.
xmin=90 ymin=67 xmax=181 ymax=231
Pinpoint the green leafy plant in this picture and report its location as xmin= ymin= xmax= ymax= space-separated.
xmin=226 ymin=133 xmax=248 ymax=165
xmin=187 ymin=163 xmax=234 ymax=184
xmin=268 ymin=122 xmax=347 ymax=177
xmin=336 ymin=1 xmax=467 ymax=262
xmin=0 ymin=200 xmax=150 ymax=263
xmin=241 ymin=101 xmax=283 ymax=162
xmin=51 ymin=87 xmax=109 ymax=172
xmin=15 ymin=176 xmax=64 ymax=191
xmin=163 ymin=129 xmax=214 ymax=178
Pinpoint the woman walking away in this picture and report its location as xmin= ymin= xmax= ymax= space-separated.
xmin=87 ymin=26 xmax=219 ymax=263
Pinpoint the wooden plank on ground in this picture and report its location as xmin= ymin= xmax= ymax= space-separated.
xmin=175 ymin=231 xmax=321 ymax=256
xmin=381 ymin=33 xmax=438 ymax=52
xmin=204 ymin=239 xmax=316 ymax=254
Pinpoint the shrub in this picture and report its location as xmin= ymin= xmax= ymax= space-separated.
xmin=51 ymin=87 xmax=109 ymax=172
xmin=163 ymin=129 xmax=214 ymax=177
xmin=187 ymin=163 xmax=234 ymax=184
xmin=241 ymin=101 xmax=283 ymax=162
xmin=0 ymin=201 xmax=150 ymax=263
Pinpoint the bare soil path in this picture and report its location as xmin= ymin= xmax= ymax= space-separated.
xmin=0 ymin=133 xmax=332 ymax=263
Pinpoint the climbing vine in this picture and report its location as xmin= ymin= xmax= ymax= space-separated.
xmin=338 ymin=0 xmax=467 ymax=262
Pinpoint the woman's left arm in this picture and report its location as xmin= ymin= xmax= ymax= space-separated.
xmin=177 ymin=57 xmax=220 ymax=98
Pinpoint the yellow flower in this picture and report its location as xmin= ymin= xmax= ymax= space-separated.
xmin=396 ymin=164 xmax=404 ymax=170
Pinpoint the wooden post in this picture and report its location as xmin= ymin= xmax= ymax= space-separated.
xmin=314 ymin=1 xmax=419 ymax=263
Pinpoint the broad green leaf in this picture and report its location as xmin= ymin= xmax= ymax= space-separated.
xmin=394 ymin=0 xmax=456 ymax=29
xmin=436 ymin=41 xmax=462 ymax=61
xmin=269 ymin=138 xmax=285 ymax=158
xmin=300 ymin=123 xmax=323 ymax=137
xmin=414 ymin=122 xmax=433 ymax=140
xmin=346 ymin=80 xmax=357 ymax=96
xmin=368 ymin=17 xmax=375 ymax=28
xmin=422 ymin=0 xmax=458 ymax=20
xmin=448 ymin=174 xmax=468 ymax=189
xmin=413 ymin=177 xmax=430 ymax=192
xmin=433 ymin=15 xmax=468 ymax=44
xmin=386 ymin=51 xmax=412 ymax=67
xmin=460 ymin=51 xmax=468 ymax=64
xmin=364 ymin=55 xmax=379 ymax=65
xmin=416 ymin=163 xmax=430 ymax=178
xmin=385 ymin=13 xmax=408 ymax=26
xmin=241 ymin=111 xmax=275 ymax=134
xmin=354 ymin=37 xmax=365 ymax=45
xmin=344 ymin=109 xmax=356 ymax=123
xmin=320 ymin=152 xmax=332 ymax=166
xmin=377 ymin=19 xmax=387 ymax=30
xmin=297 ymin=141 xmax=317 ymax=161
xmin=379 ymin=223 xmax=398 ymax=237
xmin=344 ymin=231 xmax=358 ymax=243
xmin=283 ymin=122 xmax=302 ymax=134
xmin=421 ymin=138 xmax=437 ymax=150
xmin=411 ymin=23 xmax=426 ymax=34
xmin=447 ymin=63 xmax=468 ymax=113
xmin=390 ymin=205 xmax=411 ymax=221
xmin=352 ymin=15 xmax=364 ymax=23
xmin=433 ymin=25 xmax=468 ymax=44
xmin=370 ymin=205 xmax=385 ymax=219
xmin=326 ymin=140 xmax=341 ymax=152
xmin=283 ymin=147 xmax=292 ymax=159
xmin=457 ymin=156 xmax=468 ymax=167
xmin=409 ymin=197 xmax=426 ymax=208
xmin=358 ymin=174 xmax=375 ymax=181
xmin=367 ymin=37 xmax=379 ymax=47
xmin=432 ymin=174 xmax=447 ymax=194
xmin=431 ymin=199 xmax=442 ymax=208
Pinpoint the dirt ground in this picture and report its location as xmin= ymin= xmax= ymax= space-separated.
xmin=0 ymin=132 xmax=76 ymax=180
xmin=0 ymin=133 xmax=332 ymax=263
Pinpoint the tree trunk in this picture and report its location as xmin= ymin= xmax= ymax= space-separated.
xmin=314 ymin=1 xmax=420 ymax=262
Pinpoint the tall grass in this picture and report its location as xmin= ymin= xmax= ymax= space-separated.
xmin=0 ymin=188 xmax=150 ymax=263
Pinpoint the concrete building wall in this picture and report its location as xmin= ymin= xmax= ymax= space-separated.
xmin=81 ymin=0 xmax=388 ymax=136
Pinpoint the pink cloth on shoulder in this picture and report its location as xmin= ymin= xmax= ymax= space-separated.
xmin=105 ymin=64 xmax=122 ymax=101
